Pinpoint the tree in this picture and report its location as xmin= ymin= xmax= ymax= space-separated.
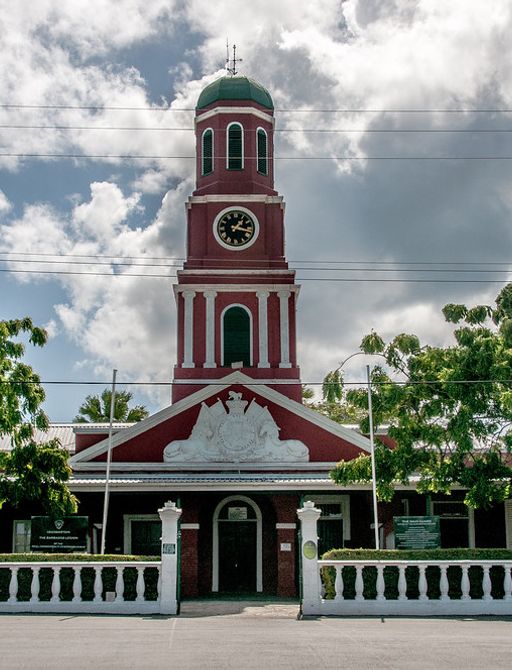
xmin=325 ymin=285 xmax=512 ymax=509
xmin=74 ymin=389 xmax=149 ymax=423
xmin=302 ymin=385 xmax=366 ymax=423
xmin=0 ymin=318 xmax=77 ymax=516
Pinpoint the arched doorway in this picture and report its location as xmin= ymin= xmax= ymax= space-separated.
xmin=212 ymin=495 xmax=262 ymax=593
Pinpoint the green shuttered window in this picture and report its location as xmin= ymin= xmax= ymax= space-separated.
xmin=227 ymin=123 xmax=243 ymax=170
xmin=257 ymin=128 xmax=268 ymax=175
xmin=202 ymin=129 xmax=213 ymax=175
xmin=223 ymin=306 xmax=251 ymax=367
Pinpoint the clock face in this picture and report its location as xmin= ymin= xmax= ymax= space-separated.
xmin=215 ymin=209 xmax=257 ymax=248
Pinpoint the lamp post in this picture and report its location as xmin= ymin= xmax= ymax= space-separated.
xmin=334 ymin=353 xmax=380 ymax=549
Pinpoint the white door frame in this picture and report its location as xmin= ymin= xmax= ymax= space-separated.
xmin=212 ymin=495 xmax=262 ymax=592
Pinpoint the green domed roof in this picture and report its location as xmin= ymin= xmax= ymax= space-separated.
xmin=197 ymin=76 xmax=274 ymax=110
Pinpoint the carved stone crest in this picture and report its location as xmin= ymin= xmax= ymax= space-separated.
xmin=163 ymin=392 xmax=309 ymax=463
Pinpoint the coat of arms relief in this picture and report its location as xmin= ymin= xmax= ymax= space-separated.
xmin=163 ymin=392 xmax=309 ymax=463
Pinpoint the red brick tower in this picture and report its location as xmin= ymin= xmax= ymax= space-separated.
xmin=172 ymin=75 xmax=301 ymax=402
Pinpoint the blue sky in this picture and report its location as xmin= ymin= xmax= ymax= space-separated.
xmin=1 ymin=0 xmax=512 ymax=421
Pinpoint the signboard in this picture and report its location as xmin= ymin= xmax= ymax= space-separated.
xmin=30 ymin=516 xmax=88 ymax=553
xmin=228 ymin=506 xmax=248 ymax=521
xmin=394 ymin=516 xmax=441 ymax=549
xmin=303 ymin=540 xmax=317 ymax=560
xmin=162 ymin=543 xmax=176 ymax=555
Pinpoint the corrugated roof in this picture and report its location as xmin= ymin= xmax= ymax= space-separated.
xmin=0 ymin=422 xmax=131 ymax=452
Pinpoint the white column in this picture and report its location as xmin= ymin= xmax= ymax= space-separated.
xmin=204 ymin=290 xmax=217 ymax=368
xmin=297 ymin=501 xmax=321 ymax=616
xmin=278 ymin=290 xmax=291 ymax=368
xmin=182 ymin=290 xmax=196 ymax=368
xmin=257 ymin=290 xmax=270 ymax=368
xmin=158 ymin=500 xmax=182 ymax=615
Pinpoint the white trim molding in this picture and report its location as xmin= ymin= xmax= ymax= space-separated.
xmin=196 ymin=106 xmax=274 ymax=125
xmin=182 ymin=290 xmax=196 ymax=368
xmin=257 ymin=290 xmax=270 ymax=368
xmin=278 ymin=290 xmax=291 ymax=368
xmin=204 ymin=290 xmax=217 ymax=368
xmin=276 ymin=523 xmax=296 ymax=529
xmin=181 ymin=523 xmax=200 ymax=530
xmin=212 ymin=495 xmax=263 ymax=593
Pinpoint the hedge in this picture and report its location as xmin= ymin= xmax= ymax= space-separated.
xmin=320 ymin=548 xmax=512 ymax=601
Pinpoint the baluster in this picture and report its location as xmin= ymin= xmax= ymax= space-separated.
xmin=440 ymin=565 xmax=449 ymax=601
xmin=93 ymin=567 xmax=102 ymax=602
xmin=30 ymin=567 xmax=40 ymax=603
xmin=136 ymin=567 xmax=145 ymax=602
xmin=72 ymin=568 xmax=81 ymax=602
xmin=334 ymin=566 xmax=344 ymax=601
xmin=50 ymin=567 xmax=60 ymax=603
xmin=115 ymin=567 xmax=124 ymax=603
xmin=8 ymin=567 xmax=19 ymax=604
xmin=503 ymin=564 xmax=512 ymax=602
xmin=418 ymin=565 xmax=427 ymax=601
xmin=376 ymin=565 xmax=385 ymax=601
xmin=461 ymin=565 xmax=470 ymax=601
xmin=355 ymin=566 xmax=364 ymax=601
xmin=482 ymin=565 xmax=492 ymax=601
xmin=398 ymin=565 xmax=407 ymax=600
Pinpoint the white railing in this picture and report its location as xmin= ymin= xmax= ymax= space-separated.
xmin=313 ymin=560 xmax=512 ymax=616
xmin=0 ymin=561 xmax=161 ymax=614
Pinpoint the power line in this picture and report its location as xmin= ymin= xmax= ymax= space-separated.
xmin=0 ymin=267 xmax=509 ymax=283
xmin=2 ymin=103 xmax=512 ymax=113
xmin=1 ymin=257 xmax=511 ymax=274
xmin=2 ymin=251 xmax=512 ymax=266
xmin=2 ymin=123 xmax=512 ymax=133
xmin=3 ymin=153 xmax=512 ymax=161
xmin=2 ymin=378 xmax=512 ymax=387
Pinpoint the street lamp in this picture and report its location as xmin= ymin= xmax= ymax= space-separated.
xmin=334 ymin=353 xmax=380 ymax=550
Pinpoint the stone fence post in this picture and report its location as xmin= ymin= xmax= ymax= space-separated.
xmin=159 ymin=500 xmax=182 ymax=615
xmin=297 ymin=501 xmax=321 ymax=615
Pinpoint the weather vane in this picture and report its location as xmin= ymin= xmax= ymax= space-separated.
xmin=225 ymin=41 xmax=242 ymax=76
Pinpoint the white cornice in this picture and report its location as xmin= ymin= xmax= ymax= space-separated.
xmin=70 ymin=371 xmax=371 ymax=465
xmin=72 ymin=461 xmax=334 ymax=472
xmin=172 ymin=377 xmax=301 ymax=386
xmin=195 ymin=106 xmax=274 ymax=125
xmin=174 ymin=283 xmax=300 ymax=292
xmin=187 ymin=195 xmax=284 ymax=208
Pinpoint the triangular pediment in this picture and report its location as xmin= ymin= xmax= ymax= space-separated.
xmin=70 ymin=372 xmax=370 ymax=468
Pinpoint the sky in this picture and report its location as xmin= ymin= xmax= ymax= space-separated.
xmin=1 ymin=0 xmax=512 ymax=422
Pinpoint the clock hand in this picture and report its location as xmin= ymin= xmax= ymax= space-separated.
xmin=232 ymin=223 xmax=252 ymax=233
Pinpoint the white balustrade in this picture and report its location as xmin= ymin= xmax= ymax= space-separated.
xmin=310 ymin=560 xmax=512 ymax=617
xmin=0 ymin=562 xmax=161 ymax=614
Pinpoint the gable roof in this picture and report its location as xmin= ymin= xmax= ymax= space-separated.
xmin=70 ymin=372 xmax=371 ymax=465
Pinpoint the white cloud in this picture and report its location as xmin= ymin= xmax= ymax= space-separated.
xmin=0 ymin=190 xmax=12 ymax=215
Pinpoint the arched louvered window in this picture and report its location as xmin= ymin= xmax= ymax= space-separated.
xmin=222 ymin=305 xmax=251 ymax=367
xmin=202 ymin=128 xmax=213 ymax=175
xmin=257 ymin=128 xmax=268 ymax=175
xmin=227 ymin=122 xmax=243 ymax=170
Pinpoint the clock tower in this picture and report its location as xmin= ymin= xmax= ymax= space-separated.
xmin=172 ymin=75 xmax=302 ymax=403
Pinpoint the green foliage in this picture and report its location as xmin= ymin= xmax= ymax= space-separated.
xmin=0 ymin=318 xmax=77 ymax=517
xmin=324 ymin=285 xmax=512 ymax=508
xmin=74 ymin=389 xmax=149 ymax=423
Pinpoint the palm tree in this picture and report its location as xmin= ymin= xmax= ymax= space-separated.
xmin=74 ymin=389 xmax=149 ymax=423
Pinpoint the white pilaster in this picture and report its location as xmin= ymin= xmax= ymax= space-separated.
xmin=182 ymin=290 xmax=196 ymax=368
xmin=257 ymin=290 xmax=270 ymax=368
xmin=297 ymin=501 xmax=321 ymax=615
xmin=158 ymin=501 xmax=182 ymax=615
xmin=204 ymin=290 xmax=217 ymax=368
xmin=278 ymin=289 xmax=291 ymax=368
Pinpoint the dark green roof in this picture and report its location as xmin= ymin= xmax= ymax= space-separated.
xmin=197 ymin=76 xmax=274 ymax=110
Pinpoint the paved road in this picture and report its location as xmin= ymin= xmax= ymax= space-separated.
xmin=1 ymin=601 xmax=511 ymax=669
